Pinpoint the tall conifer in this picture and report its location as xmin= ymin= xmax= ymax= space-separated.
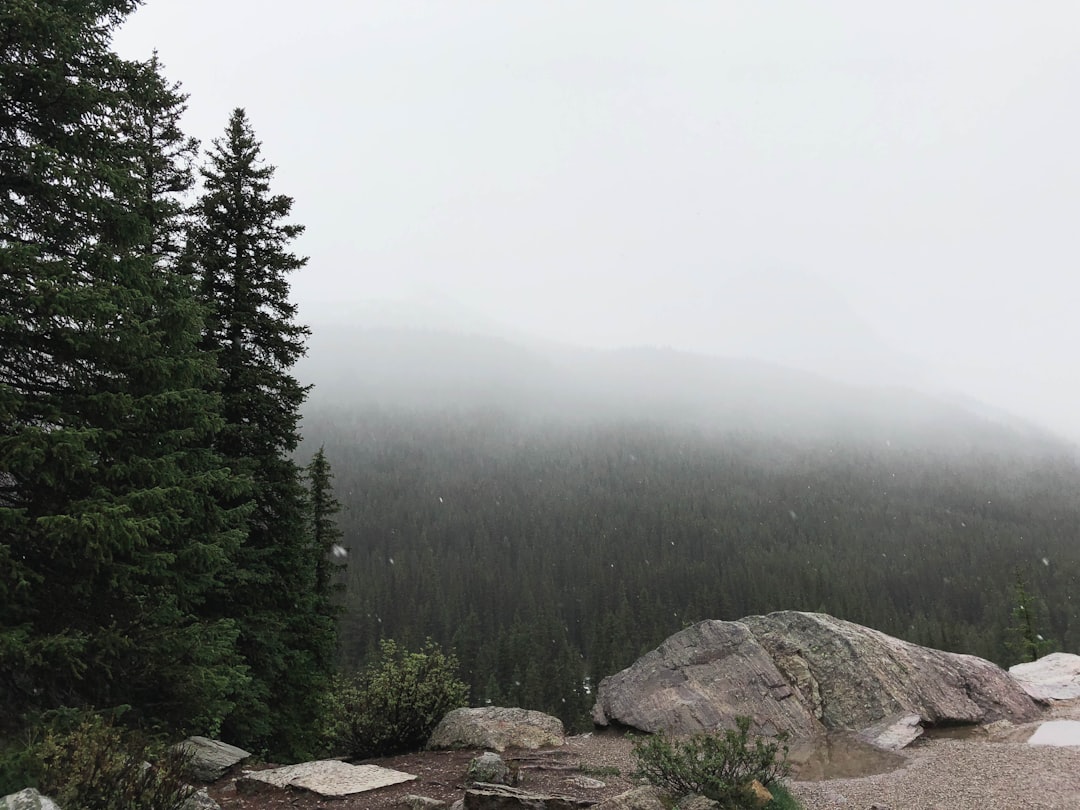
xmin=187 ymin=108 xmax=322 ymax=755
xmin=0 ymin=3 xmax=247 ymax=732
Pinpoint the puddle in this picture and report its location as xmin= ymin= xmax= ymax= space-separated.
xmin=1027 ymin=720 xmax=1080 ymax=747
xmin=921 ymin=724 xmax=988 ymax=742
xmin=788 ymin=732 xmax=907 ymax=781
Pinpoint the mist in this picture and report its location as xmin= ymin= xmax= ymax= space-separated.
xmin=113 ymin=2 xmax=1080 ymax=442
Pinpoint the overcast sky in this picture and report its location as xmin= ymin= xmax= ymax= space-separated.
xmin=114 ymin=2 xmax=1080 ymax=440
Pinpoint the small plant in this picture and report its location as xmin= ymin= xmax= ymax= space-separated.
xmin=35 ymin=713 xmax=195 ymax=810
xmin=320 ymin=638 xmax=469 ymax=759
xmin=631 ymin=716 xmax=791 ymax=808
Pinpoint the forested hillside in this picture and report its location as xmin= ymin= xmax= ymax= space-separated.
xmin=301 ymin=402 xmax=1080 ymax=731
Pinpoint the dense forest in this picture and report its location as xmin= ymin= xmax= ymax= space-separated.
xmin=301 ymin=401 xmax=1080 ymax=731
xmin=1 ymin=1 xmax=337 ymax=760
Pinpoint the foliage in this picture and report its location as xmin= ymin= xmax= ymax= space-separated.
xmin=631 ymin=717 xmax=790 ymax=807
xmin=320 ymin=639 xmax=469 ymax=759
xmin=762 ymin=782 xmax=804 ymax=810
xmin=1006 ymin=572 xmax=1056 ymax=664
xmin=35 ymin=714 xmax=195 ymax=810
xmin=0 ymin=0 xmax=248 ymax=733
xmin=186 ymin=107 xmax=324 ymax=758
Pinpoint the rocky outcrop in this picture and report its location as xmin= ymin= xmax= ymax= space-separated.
xmin=591 ymin=619 xmax=824 ymax=738
xmin=173 ymin=736 xmax=250 ymax=782
xmin=743 ymin=611 xmax=1039 ymax=731
xmin=1009 ymin=652 xmax=1080 ymax=701
xmin=0 ymin=790 xmax=60 ymax=810
xmin=430 ymin=707 xmax=565 ymax=751
xmin=593 ymin=611 xmax=1039 ymax=742
xmin=463 ymin=783 xmax=594 ymax=809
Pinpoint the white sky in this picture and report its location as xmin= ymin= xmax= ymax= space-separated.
xmin=114 ymin=2 xmax=1080 ymax=440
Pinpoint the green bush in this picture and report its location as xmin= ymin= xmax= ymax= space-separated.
xmin=35 ymin=714 xmax=195 ymax=810
xmin=321 ymin=638 xmax=469 ymax=759
xmin=631 ymin=716 xmax=791 ymax=809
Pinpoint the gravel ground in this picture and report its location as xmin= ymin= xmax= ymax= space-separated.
xmin=789 ymin=699 xmax=1080 ymax=810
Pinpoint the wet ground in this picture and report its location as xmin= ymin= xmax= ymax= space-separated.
xmin=787 ymin=732 xmax=907 ymax=781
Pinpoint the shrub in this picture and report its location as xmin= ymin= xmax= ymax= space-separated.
xmin=321 ymin=638 xmax=469 ymax=759
xmin=631 ymin=716 xmax=791 ymax=808
xmin=35 ymin=713 xmax=195 ymax=810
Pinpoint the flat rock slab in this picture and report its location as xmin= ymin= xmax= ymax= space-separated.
xmin=1027 ymin=720 xmax=1080 ymax=747
xmin=174 ymin=737 xmax=251 ymax=782
xmin=241 ymin=760 xmax=416 ymax=797
xmin=1010 ymin=653 xmax=1080 ymax=701
xmin=858 ymin=713 xmax=924 ymax=750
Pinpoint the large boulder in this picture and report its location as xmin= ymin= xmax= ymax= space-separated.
xmin=592 ymin=611 xmax=1040 ymax=741
xmin=1009 ymin=652 xmax=1080 ymax=701
xmin=0 ymin=790 xmax=61 ymax=810
xmin=591 ymin=619 xmax=825 ymax=738
xmin=429 ymin=708 xmax=565 ymax=751
xmin=173 ymin=736 xmax=250 ymax=782
xmin=742 ymin=611 xmax=1040 ymax=731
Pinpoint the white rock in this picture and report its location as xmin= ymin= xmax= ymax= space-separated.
xmin=1009 ymin=653 xmax=1080 ymax=701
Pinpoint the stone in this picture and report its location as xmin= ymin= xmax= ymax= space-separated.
xmin=400 ymin=796 xmax=448 ymax=809
xmin=240 ymin=760 xmax=416 ymax=797
xmin=746 ymin=780 xmax=772 ymax=807
xmin=180 ymin=786 xmax=220 ymax=810
xmin=675 ymin=796 xmax=717 ymax=809
xmin=0 ymin=789 xmax=61 ymax=810
xmin=857 ymin=713 xmax=923 ymax=750
xmin=1009 ymin=652 xmax=1080 ymax=701
xmin=593 ymin=786 xmax=668 ymax=809
xmin=468 ymin=752 xmax=513 ymax=785
xmin=563 ymin=776 xmax=606 ymax=790
xmin=173 ymin=736 xmax=251 ymax=782
xmin=463 ymin=783 xmax=595 ymax=809
xmin=430 ymin=707 xmax=565 ymax=752
xmin=591 ymin=619 xmax=826 ymax=738
xmin=743 ymin=611 xmax=1040 ymax=732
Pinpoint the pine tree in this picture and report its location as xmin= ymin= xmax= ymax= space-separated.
xmin=187 ymin=108 xmax=323 ymax=756
xmin=306 ymin=444 xmax=346 ymax=616
xmin=0 ymin=3 xmax=247 ymax=733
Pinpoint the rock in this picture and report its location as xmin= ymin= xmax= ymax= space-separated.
xmin=173 ymin=736 xmax=251 ymax=782
xmin=1009 ymin=652 xmax=1080 ymax=701
xmin=746 ymin=780 xmax=772 ymax=807
xmin=240 ymin=761 xmax=416 ymax=797
xmin=400 ymin=796 xmax=448 ymax=809
xmin=180 ymin=787 xmax=220 ymax=810
xmin=743 ymin=611 xmax=1040 ymax=731
xmin=468 ymin=752 xmax=513 ymax=785
xmin=593 ymin=786 xmax=668 ymax=809
xmin=675 ymin=796 xmax=717 ymax=809
xmin=591 ymin=619 xmax=825 ymax=738
xmin=430 ymin=707 xmax=565 ymax=751
xmin=563 ymin=776 xmax=606 ymax=790
xmin=0 ymin=789 xmax=61 ymax=810
xmin=451 ymin=801 xmax=465 ymax=810
xmin=463 ymin=783 xmax=595 ymax=809
xmin=858 ymin=713 xmax=923 ymax=750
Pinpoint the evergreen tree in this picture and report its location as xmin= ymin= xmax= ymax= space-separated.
xmin=187 ymin=108 xmax=321 ymax=756
xmin=0 ymin=2 xmax=247 ymax=733
xmin=306 ymin=445 xmax=346 ymax=627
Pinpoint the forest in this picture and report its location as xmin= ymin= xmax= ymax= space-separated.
xmin=301 ymin=401 xmax=1080 ymax=731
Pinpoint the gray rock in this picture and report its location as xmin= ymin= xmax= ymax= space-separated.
xmin=591 ymin=619 xmax=825 ymax=738
xmin=858 ymin=713 xmax=923 ymax=750
xmin=592 ymin=786 xmax=668 ymax=809
xmin=0 ymin=789 xmax=61 ymax=810
xmin=563 ymin=776 xmax=606 ymax=790
xmin=468 ymin=752 xmax=513 ymax=785
xmin=173 ymin=736 xmax=251 ymax=782
xmin=400 ymin=796 xmax=448 ymax=809
xmin=1009 ymin=652 xmax=1080 ymax=701
xmin=675 ymin=797 xmax=719 ymax=810
xmin=430 ymin=707 xmax=565 ymax=751
xmin=743 ymin=611 xmax=1040 ymax=731
xmin=180 ymin=786 xmax=220 ymax=810
xmin=463 ymin=783 xmax=594 ymax=809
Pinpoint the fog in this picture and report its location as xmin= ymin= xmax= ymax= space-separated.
xmin=114 ymin=2 xmax=1080 ymax=441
